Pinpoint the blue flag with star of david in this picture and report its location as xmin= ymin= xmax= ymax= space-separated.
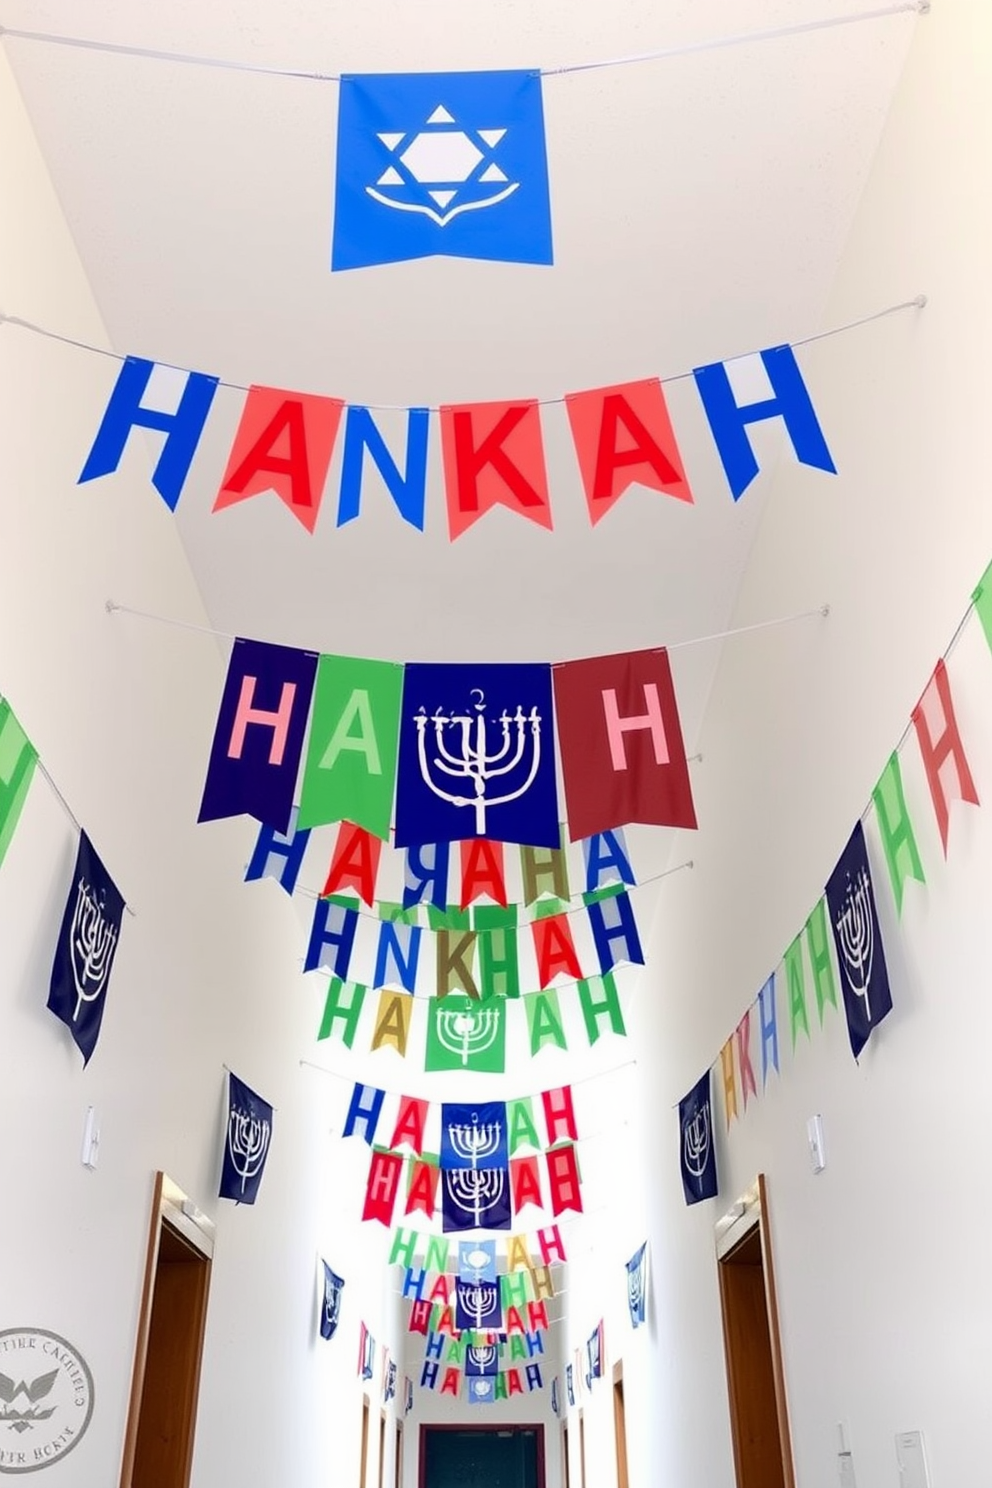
xmin=332 ymin=71 xmax=553 ymax=270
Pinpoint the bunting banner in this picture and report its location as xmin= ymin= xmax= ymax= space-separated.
xmin=825 ymin=821 xmax=893 ymax=1060
xmin=47 ymin=830 xmax=125 ymax=1066
xmin=678 ymin=1070 xmax=718 ymax=1206
xmin=455 ymin=1278 xmax=503 ymax=1332
xmin=566 ymin=1364 xmax=575 ymax=1408
xmin=321 ymin=1262 xmax=345 ymax=1340
xmin=564 ymin=379 xmax=693 ymax=525
xmin=459 ymin=1241 xmax=497 ymax=1282
xmin=298 ymin=655 xmax=403 ymax=839
xmin=465 ymin=1342 xmax=500 ymax=1377
xmin=385 ymin=1359 xmax=398 ymax=1403
xmin=219 ymin=1071 xmax=273 ymax=1205
xmin=358 ymin=1322 xmax=375 ymax=1380
xmin=213 ymin=385 xmax=344 ymax=532
xmin=0 ymin=698 xmax=37 ymax=870
xmin=585 ymin=1321 xmax=604 ymax=1388
xmin=626 ymin=1243 xmax=647 ymax=1328
xmin=332 ymin=71 xmax=553 ymax=271
xmin=553 ymin=649 xmax=696 ymax=840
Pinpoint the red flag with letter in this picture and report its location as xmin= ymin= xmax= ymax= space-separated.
xmin=564 ymin=378 xmax=693 ymax=524
xmin=214 ymin=385 xmax=344 ymax=533
xmin=440 ymin=400 xmax=552 ymax=541
xmin=553 ymin=649 xmax=696 ymax=841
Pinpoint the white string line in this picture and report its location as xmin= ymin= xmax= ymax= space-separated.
xmin=300 ymin=1053 xmax=638 ymax=1104
xmin=0 ymin=4 xmax=927 ymax=84
xmin=0 ymin=296 xmax=927 ymax=413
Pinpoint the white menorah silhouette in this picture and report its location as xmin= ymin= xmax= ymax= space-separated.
xmin=69 ymin=877 xmax=118 ymax=1021
xmin=445 ymin=1168 xmax=507 ymax=1227
xmin=468 ymin=1345 xmax=498 ymax=1374
xmin=436 ymin=1006 xmax=501 ymax=1067
xmin=628 ymin=1269 xmax=643 ymax=1313
xmin=683 ymin=1105 xmax=710 ymax=1179
xmin=228 ymin=1108 xmax=271 ymax=1194
xmin=835 ymin=868 xmax=875 ymax=1016
xmin=458 ymin=1283 xmax=499 ymax=1328
xmin=447 ymin=1113 xmax=503 ymax=1166
xmin=414 ymin=694 xmax=542 ymax=836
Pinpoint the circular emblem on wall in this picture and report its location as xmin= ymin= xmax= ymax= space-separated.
xmin=0 ymin=1330 xmax=94 ymax=1475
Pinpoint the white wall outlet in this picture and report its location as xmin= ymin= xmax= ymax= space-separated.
xmin=896 ymin=1430 xmax=931 ymax=1488
xmin=81 ymin=1106 xmax=100 ymax=1170
xmin=807 ymin=1113 xmax=826 ymax=1173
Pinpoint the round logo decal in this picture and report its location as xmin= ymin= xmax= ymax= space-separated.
xmin=0 ymin=1330 xmax=94 ymax=1475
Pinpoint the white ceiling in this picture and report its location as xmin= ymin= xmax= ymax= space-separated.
xmin=3 ymin=0 xmax=916 ymax=771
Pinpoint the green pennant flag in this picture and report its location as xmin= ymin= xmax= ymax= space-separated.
xmin=972 ymin=558 xmax=992 ymax=654
xmin=297 ymin=655 xmax=402 ymax=839
xmin=476 ymin=904 xmax=520 ymax=999
xmin=524 ymin=989 xmax=567 ymax=1053
xmin=530 ymin=897 xmax=571 ymax=920
xmin=507 ymin=1098 xmax=541 ymax=1154
xmin=427 ymin=904 xmax=471 ymax=932
xmin=581 ymin=883 xmax=625 ymax=906
xmin=425 ymin=993 xmax=505 ymax=1073
xmin=805 ymin=899 xmax=838 ymax=1025
xmin=0 ymin=700 xmax=37 ymax=870
xmin=872 ymin=751 xmax=926 ymax=915
xmin=378 ymin=901 xmax=421 ymax=925
xmin=577 ymin=973 xmax=626 ymax=1044
xmin=784 ymin=934 xmax=809 ymax=1047
xmin=317 ymin=977 xmax=367 ymax=1047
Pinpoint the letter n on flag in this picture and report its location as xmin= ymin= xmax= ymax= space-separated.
xmin=553 ymin=649 xmax=696 ymax=841
xmin=439 ymin=401 xmax=552 ymax=541
xmin=564 ymin=379 xmax=693 ymax=525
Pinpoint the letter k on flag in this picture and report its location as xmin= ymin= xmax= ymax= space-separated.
xmin=553 ymin=649 xmax=697 ymax=840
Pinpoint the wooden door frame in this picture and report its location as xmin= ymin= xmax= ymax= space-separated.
xmin=417 ymin=1423 xmax=546 ymax=1488
xmin=612 ymin=1361 xmax=629 ymax=1488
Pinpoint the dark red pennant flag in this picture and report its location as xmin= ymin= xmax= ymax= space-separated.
xmin=214 ymin=385 xmax=344 ymax=533
xmin=911 ymin=658 xmax=980 ymax=855
xmin=440 ymin=1368 xmax=461 ymax=1397
xmin=459 ymin=839 xmax=508 ymax=909
xmin=531 ymin=915 xmax=583 ymax=988
xmin=553 ymin=648 xmax=696 ymax=841
xmin=321 ymin=822 xmax=383 ymax=906
xmin=405 ymin=1160 xmax=439 ymax=1218
xmin=362 ymin=1150 xmax=404 ymax=1226
xmin=408 ymin=1300 xmax=432 ymax=1335
xmin=440 ymin=400 xmax=552 ymax=541
xmin=546 ymin=1144 xmax=583 ymax=1216
xmin=564 ymin=378 xmax=693 ymax=525
xmin=390 ymin=1096 xmax=428 ymax=1155
xmin=510 ymin=1155 xmax=545 ymax=1214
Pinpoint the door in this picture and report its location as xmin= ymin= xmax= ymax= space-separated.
xmin=419 ymin=1425 xmax=544 ymax=1488
xmin=613 ymin=1365 xmax=629 ymax=1488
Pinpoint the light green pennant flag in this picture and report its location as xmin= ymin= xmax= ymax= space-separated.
xmin=577 ymin=973 xmax=626 ymax=1044
xmin=377 ymin=901 xmax=421 ymax=925
xmin=872 ymin=751 xmax=926 ymax=915
xmin=530 ymin=897 xmax=570 ymax=920
xmin=425 ymin=1235 xmax=449 ymax=1274
xmin=476 ymin=904 xmax=520 ymax=999
xmin=507 ymin=1098 xmax=541 ymax=1154
xmin=524 ymin=989 xmax=567 ymax=1054
xmin=317 ymin=977 xmax=367 ymax=1047
xmin=425 ymin=993 xmax=505 ymax=1073
xmin=446 ymin=1336 xmax=465 ymax=1365
xmin=784 ymin=934 xmax=810 ymax=1047
xmin=427 ymin=904 xmax=471 ymax=932
xmin=972 ymin=558 xmax=992 ymax=654
xmin=805 ymin=899 xmax=838 ymax=1025
xmin=297 ymin=655 xmax=402 ymax=839
xmin=0 ymin=700 xmax=37 ymax=870
xmin=581 ymin=883 xmax=625 ymax=907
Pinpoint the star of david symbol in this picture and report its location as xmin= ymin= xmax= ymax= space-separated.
xmin=367 ymin=105 xmax=519 ymax=227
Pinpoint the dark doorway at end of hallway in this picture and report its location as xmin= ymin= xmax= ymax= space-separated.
xmin=420 ymin=1424 xmax=545 ymax=1488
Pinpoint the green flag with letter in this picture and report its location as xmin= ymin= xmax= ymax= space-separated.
xmin=298 ymin=655 xmax=402 ymax=839
xmin=0 ymin=700 xmax=37 ymax=870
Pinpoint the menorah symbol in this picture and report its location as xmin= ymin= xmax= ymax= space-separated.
xmin=627 ymin=1268 xmax=643 ymax=1315
xmin=436 ymin=1006 xmax=501 ymax=1067
xmin=468 ymin=1345 xmax=498 ymax=1374
xmin=447 ymin=1112 xmax=503 ymax=1167
xmin=835 ymin=868 xmax=875 ymax=1018
xmin=69 ymin=877 xmax=118 ymax=1022
xmin=445 ymin=1168 xmax=507 ymax=1228
xmin=228 ymin=1106 xmax=271 ymax=1194
xmin=458 ymin=1283 xmax=499 ymax=1329
xmin=414 ymin=691 xmax=543 ymax=836
xmin=683 ymin=1104 xmax=710 ymax=1178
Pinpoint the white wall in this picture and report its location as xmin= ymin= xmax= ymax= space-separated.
xmin=631 ymin=3 xmax=992 ymax=1487
xmin=0 ymin=48 xmax=401 ymax=1487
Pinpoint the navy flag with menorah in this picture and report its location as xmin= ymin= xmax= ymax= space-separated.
xmin=465 ymin=1342 xmax=500 ymax=1377
xmin=626 ymin=1242 xmax=647 ymax=1328
xmin=321 ymin=1261 xmax=345 ymax=1340
xmin=678 ymin=1069 xmax=718 ymax=1206
xmin=455 ymin=1277 xmax=502 ymax=1332
xmin=825 ymin=820 xmax=893 ymax=1059
xmin=47 ymin=830 xmax=125 ymax=1066
xmin=441 ymin=1101 xmax=508 ymax=1170
xmin=220 ymin=1071 xmax=273 ymax=1205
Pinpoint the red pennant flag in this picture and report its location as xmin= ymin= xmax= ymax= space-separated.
xmin=542 ymin=1085 xmax=578 ymax=1145
xmin=214 ymin=385 xmax=344 ymax=533
xmin=553 ymin=648 xmax=696 ymax=841
xmin=408 ymin=1300 xmax=432 ymax=1335
xmin=736 ymin=1010 xmax=758 ymax=1109
xmin=459 ymin=839 xmax=508 ymax=909
xmin=506 ymin=1368 xmax=524 ymax=1396
xmin=440 ymin=400 xmax=552 ymax=541
xmin=440 ymin=1368 xmax=461 ymax=1397
xmin=505 ymin=1306 xmax=526 ymax=1336
xmin=564 ymin=378 xmax=693 ymax=525
xmin=436 ymin=1306 xmax=459 ymax=1338
xmin=390 ymin=1096 xmax=428 ymax=1155
xmin=536 ymin=1225 xmax=567 ymax=1265
xmin=911 ymin=658 xmax=979 ymax=854
xmin=546 ymin=1144 xmax=583 ymax=1216
xmin=428 ymin=1274 xmax=453 ymax=1306
xmin=321 ymin=822 xmax=383 ymax=906
xmin=405 ymin=1160 xmax=439 ymax=1218
xmin=531 ymin=914 xmax=583 ymax=988
xmin=510 ymin=1155 xmax=545 ymax=1214
xmin=362 ymin=1150 xmax=403 ymax=1226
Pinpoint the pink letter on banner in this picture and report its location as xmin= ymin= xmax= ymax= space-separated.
xmin=564 ymin=379 xmax=693 ymax=524
xmin=911 ymin=658 xmax=980 ymax=855
xmin=440 ymin=400 xmax=552 ymax=540
xmin=214 ymin=386 xmax=344 ymax=533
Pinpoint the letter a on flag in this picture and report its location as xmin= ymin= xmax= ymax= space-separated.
xmin=553 ymin=649 xmax=696 ymax=841
xmin=564 ymin=379 xmax=693 ymax=524
xmin=214 ymin=386 xmax=344 ymax=533
xmin=298 ymin=655 xmax=403 ymax=839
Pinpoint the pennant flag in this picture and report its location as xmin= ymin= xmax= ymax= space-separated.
xmin=586 ymin=1321 xmax=604 ymax=1386
xmin=525 ymin=990 xmax=567 ymax=1055
xmin=441 ymin=1168 xmax=511 ymax=1231
xmin=405 ymin=1159 xmax=440 ymax=1218
xmin=531 ymin=914 xmax=582 ymax=987
xmin=0 ymin=699 xmax=37 ymax=870
xmin=370 ymin=990 xmax=413 ymax=1055
xmin=298 ymin=655 xmax=403 ymax=839
xmin=911 ymin=658 xmax=979 ymax=855
xmin=404 ymin=841 xmax=451 ymax=910
xmin=542 ymin=1085 xmax=578 ymax=1145
xmin=678 ymin=1070 xmax=718 ymax=1206
xmin=586 ymin=891 xmax=644 ymax=973
xmin=626 ymin=1243 xmax=647 ymax=1328
xmin=565 ymin=378 xmax=693 ymax=524
xmin=374 ymin=918 xmax=423 ymax=994
xmin=318 ymin=977 xmax=367 ymax=1048
xmin=359 ymin=1322 xmax=375 ymax=1380
xmin=583 ymin=828 xmax=635 ymax=892
xmin=825 ymin=820 xmax=893 ymax=1059
xmin=566 ymin=1364 xmax=575 ymax=1407
xmin=199 ymin=639 xmax=318 ymax=833
xmin=578 ymin=973 xmax=626 ymax=1045
xmin=405 ymin=1376 xmax=414 ymax=1415
xmin=459 ymin=1241 xmax=497 ymax=1283
xmin=391 ymin=1096 xmax=428 ymax=1155
xmin=441 ymin=1102 xmax=508 ymax=1171
xmin=805 ymin=899 xmax=838 ymax=1026
xmin=871 ymin=752 xmax=925 ymax=915
xmin=342 ymin=1082 xmax=385 ymax=1144
xmin=466 ymin=1343 xmax=500 ymax=1377
xmin=736 ymin=1010 xmax=758 ymax=1109
xmin=321 ymin=1262 xmax=345 ymax=1340
xmin=395 ymin=663 xmax=558 ymax=848
xmin=47 ymin=830 xmax=124 ymax=1066
xmin=385 ymin=1359 xmax=398 ymax=1402
xmin=245 ymin=808 xmax=311 ymax=895
xmin=758 ymin=975 xmax=779 ymax=1085
xmin=551 ymin=1376 xmax=560 ymax=1416
xmin=508 ymin=1099 xmax=541 ymax=1155
xmin=440 ymin=399 xmax=552 ymax=541
xmin=332 ymin=71 xmax=552 ymax=271
xmin=554 ymin=649 xmax=696 ymax=841
xmin=476 ymin=905 xmax=520 ymax=999
xmin=784 ymin=934 xmax=809 ymax=1048
xmin=456 ymin=1278 xmax=502 ymax=1332
xmin=720 ymin=1039 xmax=737 ymax=1129
xmin=305 ymin=898 xmax=359 ymax=978
xmin=972 ymin=557 xmax=992 ymax=654
xmin=460 ymin=839 xmax=508 ymax=908
xmin=338 ymin=405 xmax=430 ymax=531
xmin=219 ymin=1071 xmax=273 ymax=1205
xmin=426 ymin=993 xmax=506 ymax=1073
xmin=321 ymin=821 xmax=383 ymax=906
xmin=546 ymin=1145 xmax=582 ymax=1216
xmin=468 ymin=1377 xmax=497 ymax=1404
xmin=510 ymin=1155 xmax=544 ymax=1214
xmin=213 ymin=385 xmax=344 ymax=532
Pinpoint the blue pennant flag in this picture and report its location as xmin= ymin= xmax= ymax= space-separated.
xmin=404 ymin=1375 xmax=414 ymax=1415
xmin=220 ymin=1071 xmax=273 ymax=1205
xmin=459 ymin=1240 xmax=497 ymax=1283
xmin=465 ymin=1342 xmax=500 ymax=1377
xmin=626 ymin=1243 xmax=647 ymax=1329
xmin=678 ymin=1069 xmax=718 ymax=1206
xmin=585 ymin=1321 xmax=604 ymax=1388
xmin=395 ymin=663 xmax=559 ymax=849
xmin=47 ymin=830 xmax=125 ymax=1066
xmin=332 ymin=71 xmax=552 ymax=271
xmin=551 ymin=1376 xmax=560 ymax=1416
xmin=468 ymin=1376 xmax=497 ymax=1404
xmin=825 ymin=820 xmax=893 ymax=1060
xmin=455 ymin=1279 xmax=502 ymax=1332
xmin=441 ymin=1102 xmax=508 ymax=1171
xmin=565 ymin=1364 xmax=575 ymax=1407
xmin=321 ymin=1261 xmax=345 ymax=1340
xmin=385 ymin=1360 xmax=397 ymax=1402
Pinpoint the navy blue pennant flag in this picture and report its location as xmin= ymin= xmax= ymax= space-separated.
xmin=626 ymin=1243 xmax=647 ymax=1329
xmin=585 ymin=1320 xmax=604 ymax=1388
xmin=395 ymin=663 xmax=559 ymax=849
xmin=455 ymin=1279 xmax=502 ymax=1332
xmin=678 ymin=1070 xmax=718 ymax=1206
xmin=47 ymin=831 xmax=125 ymax=1066
xmin=551 ymin=1376 xmax=560 ymax=1417
xmin=465 ymin=1342 xmax=500 ymax=1377
xmin=332 ymin=71 xmax=553 ymax=271
xmin=359 ymin=1322 xmax=375 ymax=1380
xmin=220 ymin=1071 xmax=273 ymax=1205
xmin=566 ymin=1364 xmax=575 ymax=1407
xmin=321 ymin=1261 xmax=345 ymax=1340
xmin=825 ymin=820 xmax=893 ymax=1059
xmin=199 ymin=639 xmax=318 ymax=834
xmin=441 ymin=1168 xmax=511 ymax=1232
xmin=385 ymin=1360 xmax=397 ymax=1402
xmin=441 ymin=1102 xmax=508 ymax=1171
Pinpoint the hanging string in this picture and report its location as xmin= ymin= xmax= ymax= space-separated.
xmin=1 ymin=296 xmax=926 ymax=414
xmin=300 ymin=1052 xmax=637 ymax=1105
xmin=221 ymin=1060 xmax=279 ymax=1109
xmin=0 ymin=4 xmax=926 ymax=84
